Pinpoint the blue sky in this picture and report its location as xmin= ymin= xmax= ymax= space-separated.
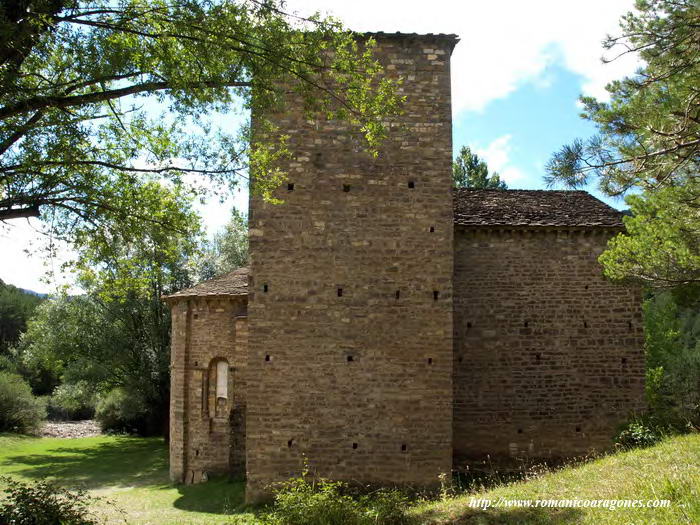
xmin=0 ymin=0 xmax=640 ymax=292
xmin=453 ymin=62 xmax=624 ymax=207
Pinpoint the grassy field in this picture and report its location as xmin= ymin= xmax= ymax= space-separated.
xmin=0 ymin=434 xmax=254 ymax=524
xmin=0 ymin=433 xmax=698 ymax=524
xmin=413 ymin=433 xmax=700 ymax=524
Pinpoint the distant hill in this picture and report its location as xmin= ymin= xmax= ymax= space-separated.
xmin=0 ymin=279 xmax=48 ymax=298
xmin=17 ymin=287 xmax=48 ymax=298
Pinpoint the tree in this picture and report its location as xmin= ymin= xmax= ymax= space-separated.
xmin=452 ymin=145 xmax=507 ymax=189
xmin=0 ymin=0 xmax=402 ymax=243
xmin=14 ymin=179 xmax=201 ymax=432
xmin=197 ymin=208 xmax=248 ymax=281
xmin=546 ymin=0 xmax=700 ymax=290
xmin=0 ymin=281 xmax=43 ymax=355
xmin=599 ymin=180 xmax=700 ymax=289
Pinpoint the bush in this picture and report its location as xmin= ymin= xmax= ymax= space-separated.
xmin=47 ymin=382 xmax=97 ymax=421
xmin=615 ymin=417 xmax=668 ymax=449
xmin=0 ymin=476 xmax=107 ymax=525
xmin=0 ymin=371 xmax=46 ymax=433
xmin=261 ymin=472 xmax=413 ymax=525
xmin=95 ymin=387 xmax=149 ymax=434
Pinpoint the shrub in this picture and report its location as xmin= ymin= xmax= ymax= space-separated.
xmin=0 ymin=476 xmax=107 ymax=525
xmin=261 ymin=472 xmax=413 ymax=525
xmin=94 ymin=387 xmax=149 ymax=434
xmin=615 ymin=417 xmax=668 ymax=448
xmin=47 ymin=381 xmax=97 ymax=421
xmin=0 ymin=371 xmax=46 ymax=433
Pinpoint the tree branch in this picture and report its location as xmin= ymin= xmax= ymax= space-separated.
xmin=0 ymin=79 xmax=250 ymax=120
xmin=0 ymin=204 xmax=40 ymax=221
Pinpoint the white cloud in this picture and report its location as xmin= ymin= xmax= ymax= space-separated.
xmin=285 ymin=0 xmax=641 ymax=113
xmin=474 ymin=135 xmax=525 ymax=184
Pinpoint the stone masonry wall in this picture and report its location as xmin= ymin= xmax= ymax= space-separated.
xmin=453 ymin=228 xmax=645 ymax=463
xmin=168 ymin=296 xmax=248 ymax=483
xmin=246 ymin=34 xmax=457 ymax=501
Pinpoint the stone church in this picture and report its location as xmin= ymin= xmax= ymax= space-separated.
xmin=164 ymin=32 xmax=644 ymax=502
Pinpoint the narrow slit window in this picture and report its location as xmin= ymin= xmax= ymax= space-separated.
xmin=216 ymin=361 xmax=228 ymax=400
xmin=287 ymin=183 xmax=295 ymax=191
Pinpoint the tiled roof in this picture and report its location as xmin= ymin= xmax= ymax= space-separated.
xmin=163 ymin=267 xmax=249 ymax=300
xmin=453 ymin=189 xmax=624 ymax=228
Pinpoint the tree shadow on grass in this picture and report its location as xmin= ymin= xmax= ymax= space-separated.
xmin=1 ymin=437 xmax=168 ymax=490
xmin=171 ymin=476 xmax=249 ymax=516
xmin=414 ymin=505 xmax=584 ymax=524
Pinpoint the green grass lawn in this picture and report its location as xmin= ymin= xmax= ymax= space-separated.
xmin=413 ymin=433 xmax=700 ymax=525
xmin=0 ymin=433 xmax=698 ymax=524
xmin=0 ymin=434 xmax=255 ymax=524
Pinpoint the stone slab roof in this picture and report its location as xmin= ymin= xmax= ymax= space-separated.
xmin=364 ymin=32 xmax=460 ymax=53
xmin=163 ymin=267 xmax=249 ymax=301
xmin=453 ymin=189 xmax=624 ymax=229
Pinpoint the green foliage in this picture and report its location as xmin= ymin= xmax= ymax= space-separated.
xmin=47 ymin=381 xmax=97 ymax=421
xmin=0 ymin=281 xmax=43 ymax=354
xmin=452 ymin=146 xmax=507 ymax=189
xmin=0 ymin=0 xmax=402 ymax=246
xmin=17 ymin=292 xmax=173 ymax=435
xmin=547 ymin=1 xmax=699 ymax=291
xmin=197 ymin=208 xmax=249 ymax=280
xmin=640 ymin=292 xmax=700 ymax=429
xmin=0 ymin=371 xmax=46 ymax=433
xmin=599 ymin=181 xmax=700 ymax=288
xmin=261 ymin=473 xmax=412 ymax=525
xmin=0 ymin=476 xmax=105 ymax=525
xmin=547 ymin=0 xmax=699 ymax=195
xmin=615 ymin=417 xmax=668 ymax=448
xmin=95 ymin=387 xmax=150 ymax=435
xmin=12 ymin=175 xmax=201 ymax=435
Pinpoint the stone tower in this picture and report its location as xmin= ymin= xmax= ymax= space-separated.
xmin=246 ymin=33 xmax=458 ymax=501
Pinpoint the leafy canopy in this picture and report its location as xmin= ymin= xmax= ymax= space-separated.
xmin=452 ymin=145 xmax=507 ymax=189
xmin=196 ymin=208 xmax=248 ymax=280
xmin=546 ymin=0 xmax=700 ymax=291
xmin=0 ymin=282 xmax=44 ymax=354
xmin=0 ymin=0 xmax=403 ymax=244
xmin=546 ymin=0 xmax=699 ymax=195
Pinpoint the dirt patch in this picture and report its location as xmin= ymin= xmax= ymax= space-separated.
xmin=41 ymin=420 xmax=102 ymax=438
